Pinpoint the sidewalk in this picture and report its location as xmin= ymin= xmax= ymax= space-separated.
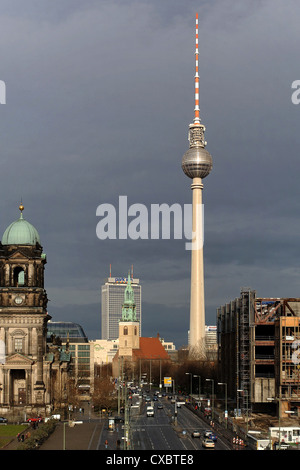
xmin=3 ymin=420 xmax=105 ymax=451
xmin=39 ymin=420 xmax=104 ymax=450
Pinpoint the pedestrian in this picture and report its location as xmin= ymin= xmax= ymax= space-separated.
xmin=105 ymin=439 xmax=108 ymax=449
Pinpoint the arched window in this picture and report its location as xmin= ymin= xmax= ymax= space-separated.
xmin=123 ymin=326 xmax=128 ymax=335
xmin=134 ymin=326 xmax=137 ymax=335
xmin=13 ymin=267 xmax=25 ymax=287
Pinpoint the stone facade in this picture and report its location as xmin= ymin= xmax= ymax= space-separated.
xmin=0 ymin=210 xmax=71 ymax=418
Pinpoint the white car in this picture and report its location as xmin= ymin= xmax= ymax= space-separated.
xmin=202 ymin=438 xmax=215 ymax=448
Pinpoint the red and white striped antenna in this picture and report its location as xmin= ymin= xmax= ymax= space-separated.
xmin=194 ymin=13 xmax=200 ymax=125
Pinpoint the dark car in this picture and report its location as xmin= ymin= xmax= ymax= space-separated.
xmin=0 ymin=417 xmax=7 ymax=423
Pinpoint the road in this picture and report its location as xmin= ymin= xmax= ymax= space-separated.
xmin=101 ymin=394 xmax=232 ymax=451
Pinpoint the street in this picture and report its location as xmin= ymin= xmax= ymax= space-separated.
xmin=101 ymin=394 xmax=232 ymax=451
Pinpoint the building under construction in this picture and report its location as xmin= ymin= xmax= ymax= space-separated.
xmin=217 ymin=288 xmax=300 ymax=418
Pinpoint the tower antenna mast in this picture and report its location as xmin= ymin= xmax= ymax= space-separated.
xmin=194 ymin=12 xmax=200 ymax=125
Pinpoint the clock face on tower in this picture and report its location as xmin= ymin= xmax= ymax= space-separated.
xmin=14 ymin=296 xmax=23 ymax=305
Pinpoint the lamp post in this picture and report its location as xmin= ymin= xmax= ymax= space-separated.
xmin=172 ymin=379 xmax=177 ymax=425
xmin=218 ymin=382 xmax=228 ymax=428
xmin=185 ymin=373 xmax=193 ymax=397
xmin=237 ymin=389 xmax=249 ymax=435
xmin=206 ymin=379 xmax=214 ymax=419
xmin=267 ymin=397 xmax=281 ymax=449
xmin=193 ymin=375 xmax=201 ymax=401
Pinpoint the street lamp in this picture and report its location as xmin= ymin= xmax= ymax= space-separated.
xmin=237 ymin=389 xmax=249 ymax=435
xmin=185 ymin=373 xmax=193 ymax=396
xmin=218 ymin=382 xmax=228 ymax=428
xmin=206 ymin=379 xmax=214 ymax=419
xmin=267 ymin=397 xmax=281 ymax=449
xmin=193 ymin=375 xmax=201 ymax=401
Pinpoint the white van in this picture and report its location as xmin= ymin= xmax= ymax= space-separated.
xmin=45 ymin=414 xmax=61 ymax=422
xmin=146 ymin=406 xmax=154 ymax=417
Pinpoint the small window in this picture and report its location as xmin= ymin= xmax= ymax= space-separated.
xmin=14 ymin=338 xmax=23 ymax=353
xmin=123 ymin=327 xmax=128 ymax=335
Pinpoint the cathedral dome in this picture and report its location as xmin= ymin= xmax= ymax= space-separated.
xmin=2 ymin=205 xmax=41 ymax=246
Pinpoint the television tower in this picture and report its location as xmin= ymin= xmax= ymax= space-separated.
xmin=182 ymin=13 xmax=213 ymax=354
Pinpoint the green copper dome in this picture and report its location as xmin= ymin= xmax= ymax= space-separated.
xmin=2 ymin=205 xmax=41 ymax=246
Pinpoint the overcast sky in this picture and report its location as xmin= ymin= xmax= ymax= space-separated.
xmin=0 ymin=0 xmax=300 ymax=348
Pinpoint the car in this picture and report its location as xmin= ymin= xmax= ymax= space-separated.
xmin=0 ymin=417 xmax=7 ymax=424
xmin=176 ymin=403 xmax=181 ymax=408
xmin=114 ymin=416 xmax=125 ymax=423
xmin=157 ymin=404 xmax=163 ymax=409
xmin=204 ymin=430 xmax=217 ymax=441
xmin=191 ymin=430 xmax=201 ymax=438
xmin=202 ymin=438 xmax=215 ymax=448
xmin=27 ymin=417 xmax=43 ymax=423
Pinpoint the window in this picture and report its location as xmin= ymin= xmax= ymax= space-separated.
xmin=13 ymin=267 xmax=25 ymax=287
xmin=14 ymin=338 xmax=23 ymax=353
xmin=123 ymin=327 xmax=128 ymax=335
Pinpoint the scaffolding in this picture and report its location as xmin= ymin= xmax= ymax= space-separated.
xmin=239 ymin=288 xmax=253 ymax=414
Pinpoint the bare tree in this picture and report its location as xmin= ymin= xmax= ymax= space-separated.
xmin=92 ymin=376 xmax=117 ymax=412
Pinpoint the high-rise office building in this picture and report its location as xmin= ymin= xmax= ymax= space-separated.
xmin=101 ymin=272 xmax=142 ymax=340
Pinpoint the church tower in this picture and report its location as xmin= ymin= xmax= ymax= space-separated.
xmin=0 ymin=205 xmax=51 ymax=414
xmin=118 ymin=273 xmax=140 ymax=356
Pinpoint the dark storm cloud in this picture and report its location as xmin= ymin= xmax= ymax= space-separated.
xmin=0 ymin=0 xmax=299 ymax=346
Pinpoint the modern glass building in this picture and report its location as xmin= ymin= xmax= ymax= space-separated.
xmin=47 ymin=321 xmax=89 ymax=343
xmin=47 ymin=321 xmax=92 ymax=397
xmin=101 ymin=276 xmax=142 ymax=340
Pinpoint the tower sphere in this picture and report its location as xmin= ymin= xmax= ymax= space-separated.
xmin=181 ymin=145 xmax=213 ymax=179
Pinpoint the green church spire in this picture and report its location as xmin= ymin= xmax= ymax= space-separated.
xmin=121 ymin=272 xmax=137 ymax=322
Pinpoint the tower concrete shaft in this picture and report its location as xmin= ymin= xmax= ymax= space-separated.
xmin=189 ymin=177 xmax=205 ymax=350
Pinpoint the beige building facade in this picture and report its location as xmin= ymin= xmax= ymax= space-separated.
xmin=0 ymin=206 xmax=70 ymax=418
